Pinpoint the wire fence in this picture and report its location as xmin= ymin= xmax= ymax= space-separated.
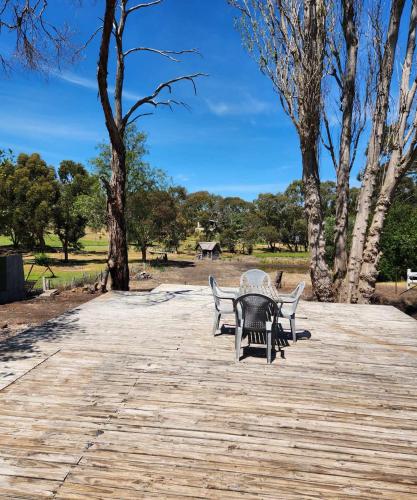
xmin=38 ymin=270 xmax=105 ymax=292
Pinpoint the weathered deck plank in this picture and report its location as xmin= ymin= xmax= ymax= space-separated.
xmin=0 ymin=284 xmax=416 ymax=498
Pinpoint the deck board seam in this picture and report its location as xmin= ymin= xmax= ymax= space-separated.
xmin=0 ymin=348 xmax=62 ymax=393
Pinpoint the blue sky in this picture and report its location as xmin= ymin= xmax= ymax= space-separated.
xmin=0 ymin=0 xmax=360 ymax=200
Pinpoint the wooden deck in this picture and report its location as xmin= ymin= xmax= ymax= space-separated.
xmin=0 ymin=284 xmax=417 ymax=498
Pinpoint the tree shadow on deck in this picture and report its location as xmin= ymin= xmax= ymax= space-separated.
xmin=111 ymin=288 xmax=203 ymax=308
xmin=0 ymin=308 xmax=85 ymax=363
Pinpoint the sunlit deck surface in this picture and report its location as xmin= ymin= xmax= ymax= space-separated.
xmin=0 ymin=284 xmax=417 ymax=498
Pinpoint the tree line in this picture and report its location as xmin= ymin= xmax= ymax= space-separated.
xmin=1 ymin=128 xmax=416 ymax=283
xmin=1 ymin=0 xmax=417 ymax=302
xmin=0 ymin=129 xmax=307 ymax=261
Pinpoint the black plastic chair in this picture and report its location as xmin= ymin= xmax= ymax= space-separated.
xmin=234 ymin=293 xmax=282 ymax=364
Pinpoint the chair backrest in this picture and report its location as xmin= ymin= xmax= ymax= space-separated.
xmin=234 ymin=293 xmax=279 ymax=332
xmin=286 ymin=281 xmax=305 ymax=315
xmin=240 ymin=269 xmax=271 ymax=287
xmin=208 ymin=275 xmax=222 ymax=310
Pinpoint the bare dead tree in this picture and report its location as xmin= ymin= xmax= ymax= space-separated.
xmin=321 ymin=0 xmax=360 ymax=298
xmin=229 ymin=0 xmax=334 ymax=301
xmin=0 ymin=0 xmax=76 ymax=71
xmin=357 ymin=0 xmax=417 ymax=302
xmin=344 ymin=0 xmax=406 ymax=302
xmin=97 ymin=0 xmax=205 ymax=291
xmin=321 ymin=0 xmax=375 ymax=299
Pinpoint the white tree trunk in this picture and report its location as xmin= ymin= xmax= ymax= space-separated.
xmin=333 ymin=0 xmax=358 ymax=298
xmin=343 ymin=0 xmax=405 ymax=303
xmin=357 ymin=152 xmax=401 ymax=303
xmin=301 ymin=139 xmax=334 ymax=301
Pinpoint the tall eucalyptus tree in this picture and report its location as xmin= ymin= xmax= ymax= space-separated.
xmin=97 ymin=0 xmax=204 ymax=290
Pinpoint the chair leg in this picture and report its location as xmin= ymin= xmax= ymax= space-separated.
xmin=235 ymin=327 xmax=242 ymax=362
xmin=267 ymin=330 xmax=272 ymax=364
xmin=212 ymin=311 xmax=221 ymax=335
xmin=290 ymin=316 xmax=296 ymax=343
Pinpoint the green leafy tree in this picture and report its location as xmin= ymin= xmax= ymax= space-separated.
xmin=378 ymin=173 xmax=417 ymax=281
xmin=218 ymin=197 xmax=251 ymax=252
xmin=0 ymin=153 xmax=15 ymax=242
xmin=378 ymin=204 xmax=417 ymax=281
xmin=255 ymin=193 xmax=282 ymax=230
xmin=259 ymin=225 xmax=280 ymax=252
xmin=74 ymin=175 xmax=108 ymax=233
xmin=254 ymin=185 xmax=307 ymax=252
xmin=0 ymin=153 xmax=58 ymax=249
xmin=320 ymin=181 xmax=336 ymax=219
xmin=127 ymin=189 xmax=179 ymax=262
xmin=165 ymin=186 xmax=189 ymax=252
xmin=91 ymin=124 xmax=167 ymax=194
xmin=280 ymin=182 xmax=307 ymax=252
xmin=54 ymin=161 xmax=93 ymax=262
xmin=183 ymin=191 xmax=221 ymax=238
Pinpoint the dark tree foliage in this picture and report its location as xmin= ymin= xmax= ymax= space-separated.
xmin=54 ymin=160 xmax=93 ymax=262
xmin=126 ymin=189 xmax=179 ymax=262
xmin=183 ymin=191 xmax=222 ymax=238
xmin=0 ymin=153 xmax=58 ymax=248
xmin=378 ymin=174 xmax=417 ymax=281
xmin=91 ymin=124 xmax=167 ymax=195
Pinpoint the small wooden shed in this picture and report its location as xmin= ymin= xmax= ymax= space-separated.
xmin=196 ymin=242 xmax=221 ymax=260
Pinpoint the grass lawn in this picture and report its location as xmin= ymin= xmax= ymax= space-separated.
xmin=0 ymin=231 xmax=110 ymax=289
xmin=1 ymin=231 xmax=312 ymax=289
xmin=253 ymin=249 xmax=309 ymax=259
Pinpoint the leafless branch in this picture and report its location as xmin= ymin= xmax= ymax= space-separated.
xmin=123 ymin=72 xmax=207 ymax=124
xmin=126 ymin=0 xmax=163 ymax=15
xmin=123 ymin=46 xmax=199 ymax=62
xmin=75 ymin=24 xmax=103 ymax=56
xmin=321 ymin=111 xmax=338 ymax=171
xmin=0 ymin=0 xmax=78 ymax=71
xmin=127 ymin=112 xmax=154 ymax=125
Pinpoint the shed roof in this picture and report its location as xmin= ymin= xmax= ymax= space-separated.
xmin=197 ymin=241 xmax=221 ymax=251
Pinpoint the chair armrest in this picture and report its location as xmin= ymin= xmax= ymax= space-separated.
xmin=217 ymin=286 xmax=238 ymax=296
xmin=217 ymin=291 xmax=237 ymax=299
xmin=278 ymin=296 xmax=297 ymax=304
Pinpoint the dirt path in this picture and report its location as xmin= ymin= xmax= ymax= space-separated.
xmin=130 ymin=256 xmax=309 ymax=292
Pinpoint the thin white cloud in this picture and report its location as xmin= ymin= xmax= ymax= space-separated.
xmin=57 ymin=72 xmax=98 ymax=91
xmin=0 ymin=115 xmax=100 ymax=141
xmin=206 ymin=94 xmax=273 ymax=117
xmin=56 ymin=71 xmax=142 ymax=102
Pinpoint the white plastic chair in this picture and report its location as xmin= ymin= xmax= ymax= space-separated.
xmin=240 ymin=269 xmax=271 ymax=287
xmin=209 ymin=276 xmax=235 ymax=335
xmin=279 ymin=281 xmax=305 ymax=343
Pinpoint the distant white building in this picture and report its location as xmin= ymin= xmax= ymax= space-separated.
xmin=195 ymin=220 xmax=218 ymax=233
xmin=195 ymin=221 xmax=204 ymax=232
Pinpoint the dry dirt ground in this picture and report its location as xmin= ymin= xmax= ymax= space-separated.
xmin=0 ymin=290 xmax=95 ymax=342
xmin=1 ymin=256 xmax=415 ymax=343
xmin=130 ymin=256 xmax=309 ymax=292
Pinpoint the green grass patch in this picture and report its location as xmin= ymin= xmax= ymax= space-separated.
xmin=253 ymin=250 xmax=309 ymax=259
xmin=24 ymin=265 xmax=105 ymax=290
xmin=0 ymin=235 xmax=12 ymax=246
